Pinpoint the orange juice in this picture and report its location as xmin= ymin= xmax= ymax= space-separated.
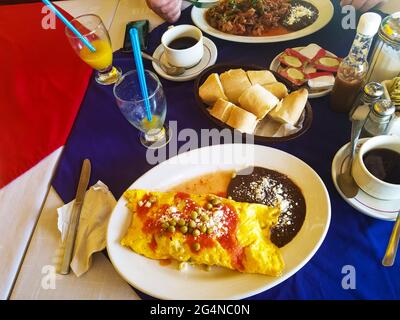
xmin=142 ymin=115 xmax=162 ymax=131
xmin=80 ymin=39 xmax=112 ymax=71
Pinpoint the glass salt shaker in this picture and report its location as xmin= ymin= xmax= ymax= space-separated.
xmin=360 ymin=100 xmax=396 ymax=137
xmin=366 ymin=13 xmax=400 ymax=83
xmin=349 ymin=82 xmax=384 ymax=117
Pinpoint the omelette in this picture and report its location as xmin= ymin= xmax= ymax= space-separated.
xmin=121 ymin=190 xmax=284 ymax=276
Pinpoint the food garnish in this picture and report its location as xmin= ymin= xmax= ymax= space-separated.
xmin=121 ymin=190 xmax=284 ymax=276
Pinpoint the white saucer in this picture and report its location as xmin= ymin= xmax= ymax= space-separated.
xmin=269 ymin=47 xmax=336 ymax=99
xmin=332 ymin=138 xmax=399 ymax=221
xmin=152 ymin=37 xmax=217 ymax=82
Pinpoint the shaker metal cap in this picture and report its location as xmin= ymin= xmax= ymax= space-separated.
xmin=373 ymin=99 xmax=395 ymax=116
xmin=358 ymin=12 xmax=382 ymax=36
xmin=364 ymin=82 xmax=385 ymax=98
xmin=380 ymin=13 xmax=400 ymax=44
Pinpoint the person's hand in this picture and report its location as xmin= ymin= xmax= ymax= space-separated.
xmin=340 ymin=0 xmax=386 ymax=11
xmin=146 ymin=0 xmax=183 ymax=23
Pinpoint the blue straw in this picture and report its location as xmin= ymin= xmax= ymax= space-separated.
xmin=42 ymin=0 xmax=96 ymax=52
xmin=130 ymin=28 xmax=152 ymax=122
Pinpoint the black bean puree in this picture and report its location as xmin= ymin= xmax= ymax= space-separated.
xmin=227 ymin=167 xmax=306 ymax=247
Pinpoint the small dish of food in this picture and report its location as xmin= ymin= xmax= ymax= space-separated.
xmin=191 ymin=0 xmax=334 ymax=43
xmin=107 ymin=144 xmax=331 ymax=299
xmin=270 ymin=43 xmax=341 ymax=98
xmin=194 ymin=64 xmax=313 ymax=142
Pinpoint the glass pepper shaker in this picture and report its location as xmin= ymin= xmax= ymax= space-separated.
xmin=350 ymin=82 xmax=385 ymax=117
xmin=360 ymin=100 xmax=396 ymax=137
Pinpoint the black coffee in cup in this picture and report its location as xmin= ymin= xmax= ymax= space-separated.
xmin=168 ymin=37 xmax=198 ymax=50
xmin=363 ymin=148 xmax=400 ymax=184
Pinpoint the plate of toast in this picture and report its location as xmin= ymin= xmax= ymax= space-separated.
xmin=194 ymin=64 xmax=313 ymax=143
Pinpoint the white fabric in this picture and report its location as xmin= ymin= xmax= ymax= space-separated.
xmin=0 ymin=148 xmax=63 ymax=299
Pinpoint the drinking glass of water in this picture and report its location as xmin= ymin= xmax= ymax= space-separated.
xmin=113 ymin=70 xmax=170 ymax=148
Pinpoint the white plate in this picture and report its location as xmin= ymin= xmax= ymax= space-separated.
xmin=107 ymin=144 xmax=331 ymax=300
xmin=191 ymin=0 xmax=334 ymax=44
xmin=152 ymin=37 xmax=217 ymax=82
xmin=332 ymin=139 xmax=400 ymax=221
xmin=270 ymin=46 xmax=337 ymax=99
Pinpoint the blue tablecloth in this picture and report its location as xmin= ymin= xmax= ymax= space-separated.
xmin=52 ymin=4 xmax=399 ymax=299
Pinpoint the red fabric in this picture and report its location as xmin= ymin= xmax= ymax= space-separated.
xmin=0 ymin=3 xmax=92 ymax=188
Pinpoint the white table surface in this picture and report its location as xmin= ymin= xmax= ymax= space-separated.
xmin=4 ymin=0 xmax=399 ymax=300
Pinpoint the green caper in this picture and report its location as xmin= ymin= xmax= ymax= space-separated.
xmin=193 ymin=243 xmax=201 ymax=251
xmin=178 ymin=219 xmax=186 ymax=226
xmin=167 ymin=226 xmax=176 ymax=233
xmin=196 ymin=207 xmax=202 ymax=214
xmin=178 ymin=262 xmax=187 ymax=270
xmin=189 ymin=220 xmax=197 ymax=228
xmin=211 ymin=198 xmax=220 ymax=206
xmin=161 ymin=222 xmax=169 ymax=229
xmin=191 ymin=211 xmax=198 ymax=220
xmin=180 ymin=226 xmax=188 ymax=234
xmin=200 ymin=214 xmax=209 ymax=222
xmin=149 ymin=195 xmax=157 ymax=203
xmin=170 ymin=220 xmax=176 ymax=226
xmin=200 ymin=225 xmax=207 ymax=233
xmin=207 ymin=227 xmax=213 ymax=235
xmin=206 ymin=203 xmax=213 ymax=210
xmin=193 ymin=229 xmax=201 ymax=237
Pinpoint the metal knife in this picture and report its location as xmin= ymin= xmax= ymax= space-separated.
xmin=60 ymin=159 xmax=91 ymax=275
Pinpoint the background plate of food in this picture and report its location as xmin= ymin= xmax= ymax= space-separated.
xmin=194 ymin=64 xmax=313 ymax=142
xmin=191 ymin=0 xmax=334 ymax=43
xmin=107 ymin=144 xmax=331 ymax=299
xmin=270 ymin=44 xmax=341 ymax=98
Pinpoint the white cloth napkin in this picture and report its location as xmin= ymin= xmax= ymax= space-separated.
xmin=57 ymin=181 xmax=116 ymax=277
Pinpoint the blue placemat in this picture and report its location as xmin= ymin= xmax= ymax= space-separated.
xmin=52 ymin=4 xmax=399 ymax=299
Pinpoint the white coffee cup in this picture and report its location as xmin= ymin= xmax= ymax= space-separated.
xmin=352 ymin=135 xmax=400 ymax=200
xmin=161 ymin=25 xmax=204 ymax=68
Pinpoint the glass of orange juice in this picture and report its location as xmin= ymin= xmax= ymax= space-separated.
xmin=65 ymin=14 xmax=121 ymax=85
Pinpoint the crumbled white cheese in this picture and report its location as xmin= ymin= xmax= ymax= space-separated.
xmin=286 ymin=5 xmax=314 ymax=25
